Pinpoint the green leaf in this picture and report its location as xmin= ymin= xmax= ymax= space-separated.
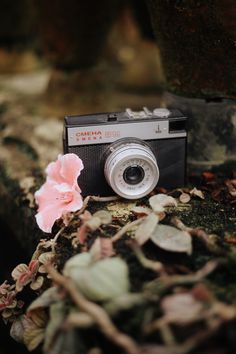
xmin=64 ymin=254 xmax=130 ymax=302
xmin=93 ymin=210 xmax=112 ymax=224
xmin=85 ymin=216 xmax=102 ymax=231
xmin=48 ymin=329 xmax=88 ymax=354
xmin=149 ymin=194 xmax=177 ymax=213
xmin=27 ymin=287 xmax=60 ymax=313
xmin=150 ymin=224 xmax=192 ymax=255
xmin=104 ymin=293 xmax=144 ymax=315
xmin=63 ymin=252 xmax=92 ymax=277
xmin=44 ymin=302 xmax=67 ymax=353
xmin=135 ymin=213 xmax=159 ymax=245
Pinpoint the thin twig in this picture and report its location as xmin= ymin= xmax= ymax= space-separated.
xmin=141 ymin=319 xmax=221 ymax=354
xmin=171 ymin=217 xmax=224 ymax=255
xmin=76 ymin=195 xmax=91 ymax=216
xmin=158 ymin=321 xmax=177 ymax=346
xmin=128 ymin=240 xmax=164 ymax=273
xmin=74 ymin=195 xmax=118 ymax=219
xmin=51 ymin=226 xmax=66 ymax=253
xmin=46 ymin=264 xmax=140 ymax=354
xmin=176 ymin=319 xmax=222 ymax=354
xmin=112 ymin=217 xmax=145 ymax=243
xmin=144 ymin=318 xmax=177 ymax=346
xmin=90 ymin=195 xmax=119 ymax=202
xmin=160 ymin=259 xmax=219 ymax=288
xmin=63 ymin=312 xmax=94 ymax=329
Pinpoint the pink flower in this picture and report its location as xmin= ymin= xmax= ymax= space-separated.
xmin=35 ymin=154 xmax=84 ymax=233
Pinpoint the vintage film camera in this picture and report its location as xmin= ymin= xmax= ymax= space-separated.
xmin=63 ymin=107 xmax=187 ymax=199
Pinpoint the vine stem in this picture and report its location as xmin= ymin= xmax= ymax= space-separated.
xmin=46 ymin=264 xmax=140 ymax=354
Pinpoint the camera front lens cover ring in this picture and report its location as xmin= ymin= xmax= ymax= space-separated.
xmin=104 ymin=140 xmax=159 ymax=199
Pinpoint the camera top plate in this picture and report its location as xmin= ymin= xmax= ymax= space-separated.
xmin=64 ymin=107 xmax=187 ymax=147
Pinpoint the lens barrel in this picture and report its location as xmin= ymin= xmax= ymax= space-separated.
xmin=123 ymin=165 xmax=145 ymax=185
xmin=104 ymin=138 xmax=159 ymax=199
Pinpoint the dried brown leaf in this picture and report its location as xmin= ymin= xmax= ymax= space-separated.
xmin=23 ymin=310 xmax=47 ymax=351
xmin=190 ymin=187 xmax=205 ymax=199
xmin=10 ymin=317 xmax=25 ymax=343
xmin=179 ymin=193 xmax=191 ymax=204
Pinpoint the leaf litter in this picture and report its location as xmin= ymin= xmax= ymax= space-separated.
xmin=0 ymin=174 xmax=236 ymax=354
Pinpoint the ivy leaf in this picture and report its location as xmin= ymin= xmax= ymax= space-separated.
xmin=150 ymin=224 xmax=192 ymax=255
xmin=135 ymin=213 xmax=159 ymax=245
xmin=64 ymin=254 xmax=130 ymax=302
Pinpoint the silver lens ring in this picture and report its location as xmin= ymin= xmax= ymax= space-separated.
xmin=104 ymin=140 xmax=159 ymax=199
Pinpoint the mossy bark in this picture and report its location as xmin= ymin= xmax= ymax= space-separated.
xmin=36 ymin=0 xmax=122 ymax=70
xmin=146 ymin=0 xmax=236 ymax=98
xmin=0 ymin=0 xmax=37 ymax=49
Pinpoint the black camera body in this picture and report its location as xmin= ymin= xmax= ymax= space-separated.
xmin=63 ymin=107 xmax=187 ymax=199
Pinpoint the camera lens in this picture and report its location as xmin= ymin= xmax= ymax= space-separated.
xmin=104 ymin=138 xmax=159 ymax=199
xmin=123 ymin=165 xmax=145 ymax=185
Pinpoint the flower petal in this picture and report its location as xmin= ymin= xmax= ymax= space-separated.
xmin=62 ymin=189 xmax=83 ymax=213
xmin=59 ymin=153 xmax=84 ymax=187
xmin=45 ymin=155 xmax=64 ymax=184
xmin=35 ymin=205 xmax=63 ymax=234
xmin=35 ymin=181 xmax=61 ymax=211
